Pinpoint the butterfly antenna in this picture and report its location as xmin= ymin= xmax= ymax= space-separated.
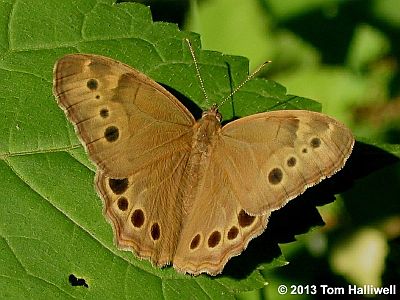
xmin=185 ymin=38 xmax=210 ymax=106
xmin=218 ymin=60 xmax=271 ymax=108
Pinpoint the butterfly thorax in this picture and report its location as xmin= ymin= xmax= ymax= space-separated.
xmin=193 ymin=106 xmax=222 ymax=155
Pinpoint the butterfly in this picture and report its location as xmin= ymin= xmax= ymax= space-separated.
xmin=53 ymin=52 xmax=354 ymax=275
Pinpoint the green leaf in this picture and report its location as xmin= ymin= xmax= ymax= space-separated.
xmin=0 ymin=0 xmax=355 ymax=298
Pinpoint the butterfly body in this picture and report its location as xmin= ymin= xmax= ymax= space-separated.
xmin=53 ymin=54 xmax=354 ymax=275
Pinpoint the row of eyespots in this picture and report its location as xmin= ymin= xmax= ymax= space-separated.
xmin=268 ymin=137 xmax=322 ymax=185
xmin=87 ymin=79 xmax=107 ymax=118
xmin=86 ymin=79 xmax=101 ymax=99
xmin=109 ymin=178 xmax=160 ymax=241
xmin=117 ymin=199 xmax=161 ymax=241
xmin=86 ymin=79 xmax=119 ymax=143
xmin=189 ymin=209 xmax=255 ymax=250
xmin=302 ymin=137 xmax=322 ymax=153
xmin=131 ymin=208 xmax=161 ymax=241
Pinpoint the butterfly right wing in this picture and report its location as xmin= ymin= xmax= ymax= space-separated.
xmin=53 ymin=54 xmax=195 ymax=178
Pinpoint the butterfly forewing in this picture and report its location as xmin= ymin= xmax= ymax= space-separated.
xmin=53 ymin=54 xmax=195 ymax=178
xmin=220 ymin=110 xmax=354 ymax=215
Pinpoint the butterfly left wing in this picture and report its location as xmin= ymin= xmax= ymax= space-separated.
xmin=219 ymin=110 xmax=354 ymax=215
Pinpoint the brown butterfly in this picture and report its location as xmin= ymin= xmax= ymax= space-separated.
xmin=53 ymin=53 xmax=354 ymax=275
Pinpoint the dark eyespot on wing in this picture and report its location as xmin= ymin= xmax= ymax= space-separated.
xmin=268 ymin=168 xmax=283 ymax=185
xmin=104 ymin=126 xmax=119 ymax=142
xmin=190 ymin=234 xmax=201 ymax=249
xmin=86 ymin=79 xmax=98 ymax=90
xmin=310 ymin=137 xmax=321 ymax=148
xmin=238 ymin=210 xmax=255 ymax=227
xmin=117 ymin=197 xmax=128 ymax=211
xmin=151 ymin=223 xmax=160 ymax=240
xmin=227 ymin=226 xmax=239 ymax=240
xmin=109 ymin=178 xmax=128 ymax=194
xmin=208 ymin=231 xmax=221 ymax=248
xmin=131 ymin=209 xmax=145 ymax=228
xmin=287 ymin=156 xmax=297 ymax=167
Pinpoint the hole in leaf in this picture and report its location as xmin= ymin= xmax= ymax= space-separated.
xmin=68 ymin=274 xmax=88 ymax=288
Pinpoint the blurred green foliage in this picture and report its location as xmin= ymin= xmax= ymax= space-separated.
xmin=134 ymin=0 xmax=400 ymax=299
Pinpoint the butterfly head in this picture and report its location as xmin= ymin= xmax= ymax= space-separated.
xmin=202 ymin=104 xmax=222 ymax=123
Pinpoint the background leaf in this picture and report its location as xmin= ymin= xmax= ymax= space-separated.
xmin=1 ymin=1 xmax=399 ymax=299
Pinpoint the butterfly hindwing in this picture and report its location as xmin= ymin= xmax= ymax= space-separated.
xmin=96 ymin=151 xmax=191 ymax=267
xmin=173 ymin=150 xmax=268 ymax=275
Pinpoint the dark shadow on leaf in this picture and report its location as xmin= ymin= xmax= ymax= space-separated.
xmin=223 ymin=141 xmax=399 ymax=279
xmin=341 ymin=142 xmax=400 ymax=226
xmin=382 ymin=236 xmax=400 ymax=287
xmin=385 ymin=127 xmax=400 ymax=144
xmin=221 ymin=116 xmax=240 ymax=126
xmin=343 ymin=141 xmax=400 ymax=178
xmin=160 ymin=82 xmax=245 ymax=124
xmin=117 ymin=0 xmax=191 ymax=27
xmin=265 ymin=245 xmax=350 ymax=293
xmin=160 ymin=83 xmax=203 ymax=120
